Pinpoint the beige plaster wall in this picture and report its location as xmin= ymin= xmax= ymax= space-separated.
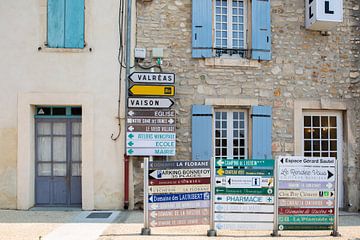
xmin=0 ymin=0 xmax=125 ymax=209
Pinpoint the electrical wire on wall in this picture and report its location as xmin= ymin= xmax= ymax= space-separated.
xmin=111 ymin=0 xmax=128 ymax=141
xmin=111 ymin=0 xmax=164 ymax=141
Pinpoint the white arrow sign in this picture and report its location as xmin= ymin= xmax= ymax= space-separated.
xmin=149 ymin=169 xmax=210 ymax=179
xmin=127 ymin=126 xmax=134 ymax=132
xmin=128 ymin=72 xmax=175 ymax=84
xmin=279 ymin=166 xmax=335 ymax=182
xmin=128 ymin=97 xmax=174 ymax=109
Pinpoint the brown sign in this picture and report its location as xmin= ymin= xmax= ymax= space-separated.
xmin=278 ymin=207 xmax=334 ymax=215
xmin=127 ymin=117 xmax=175 ymax=125
xmin=149 ymin=178 xmax=211 ymax=186
xmin=149 ymin=208 xmax=209 ymax=220
xmin=149 ymin=217 xmax=209 ymax=227
xmin=127 ymin=125 xmax=175 ymax=133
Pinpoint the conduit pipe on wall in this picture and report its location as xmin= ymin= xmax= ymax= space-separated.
xmin=124 ymin=0 xmax=132 ymax=210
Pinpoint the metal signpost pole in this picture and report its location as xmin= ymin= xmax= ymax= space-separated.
xmin=272 ymin=157 xmax=279 ymax=237
xmin=207 ymin=157 xmax=217 ymax=237
xmin=331 ymin=158 xmax=340 ymax=237
xmin=141 ymin=157 xmax=151 ymax=235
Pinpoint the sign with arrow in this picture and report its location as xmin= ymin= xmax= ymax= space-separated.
xmin=127 ymin=109 xmax=175 ymax=118
xmin=278 ymin=208 xmax=334 ymax=215
xmin=129 ymin=85 xmax=175 ymax=96
xmin=278 ymin=181 xmax=335 ymax=190
xmin=215 ymin=176 xmax=274 ymax=188
xmin=149 ymin=169 xmax=210 ymax=179
xmin=278 ymin=199 xmax=335 ymax=207
xmin=128 ymin=72 xmax=175 ymax=84
xmin=148 ymin=184 xmax=211 ymax=194
xmin=127 ymin=140 xmax=175 ymax=148
xmin=148 ymin=192 xmax=210 ymax=203
xmin=278 ymin=190 xmax=335 ymax=198
xmin=279 ymin=166 xmax=335 ymax=182
xmin=148 ymin=200 xmax=210 ymax=211
xmin=128 ymin=97 xmax=174 ymax=109
xmin=278 ymin=156 xmax=335 ymax=167
xmin=216 ymin=159 xmax=274 ymax=168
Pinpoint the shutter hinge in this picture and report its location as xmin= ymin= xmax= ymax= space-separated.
xmin=251 ymin=114 xmax=271 ymax=118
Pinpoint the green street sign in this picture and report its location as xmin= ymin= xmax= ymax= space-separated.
xmin=216 ymin=159 xmax=274 ymax=168
xmin=215 ymin=187 xmax=274 ymax=195
xmin=278 ymin=224 xmax=334 ymax=231
xmin=279 ymin=215 xmax=334 ymax=224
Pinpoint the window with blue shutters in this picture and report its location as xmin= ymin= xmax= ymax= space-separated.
xmin=47 ymin=0 xmax=85 ymax=49
xmin=191 ymin=105 xmax=272 ymax=162
xmin=192 ymin=0 xmax=271 ymax=60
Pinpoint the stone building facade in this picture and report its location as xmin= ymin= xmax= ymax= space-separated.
xmin=133 ymin=0 xmax=360 ymax=211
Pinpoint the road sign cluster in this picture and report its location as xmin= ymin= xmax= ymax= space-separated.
xmin=214 ymin=159 xmax=275 ymax=231
xmin=146 ymin=160 xmax=211 ymax=228
xmin=141 ymin=157 xmax=339 ymax=236
xmin=277 ymin=156 xmax=337 ymax=232
xmin=127 ymin=72 xmax=176 ymax=156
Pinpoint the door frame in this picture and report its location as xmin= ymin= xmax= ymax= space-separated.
xmin=17 ymin=93 xmax=94 ymax=210
xmin=35 ymin=117 xmax=82 ymax=207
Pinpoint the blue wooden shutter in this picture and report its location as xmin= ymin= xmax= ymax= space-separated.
xmin=47 ymin=0 xmax=65 ymax=48
xmin=65 ymin=0 xmax=85 ymax=48
xmin=252 ymin=106 xmax=272 ymax=159
xmin=192 ymin=105 xmax=213 ymax=160
xmin=192 ymin=0 xmax=213 ymax=58
xmin=251 ymin=0 xmax=271 ymax=60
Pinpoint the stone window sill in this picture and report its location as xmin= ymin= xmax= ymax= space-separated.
xmin=37 ymin=44 xmax=92 ymax=53
xmin=204 ymin=57 xmax=260 ymax=68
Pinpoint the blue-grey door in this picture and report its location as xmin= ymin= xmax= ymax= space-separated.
xmin=35 ymin=118 xmax=82 ymax=207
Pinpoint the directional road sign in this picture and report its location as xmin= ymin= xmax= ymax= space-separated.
xmin=128 ymin=97 xmax=174 ymax=108
xmin=215 ymin=176 xmax=274 ymax=188
xmin=149 ymin=160 xmax=210 ymax=169
xmin=127 ymin=132 xmax=175 ymax=141
xmin=216 ymin=159 xmax=274 ymax=168
xmin=278 ymin=190 xmax=335 ymax=198
xmin=278 ymin=224 xmax=334 ymax=231
xmin=127 ymin=140 xmax=175 ymax=148
xmin=279 ymin=166 xmax=335 ymax=182
xmin=148 ymin=200 xmax=210 ymax=211
xmin=129 ymin=85 xmax=175 ymax=96
xmin=127 ymin=117 xmax=175 ymax=125
xmin=149 ymin=208 xmax=209 ymax=220
xmin=149 ymin=178 xmax=210 ymax=186
xmin=214 ymin=204 xmax=274 ymax=213
xmin=278 ymin=199 xmax=334 ymax=207
xmin=148 ymin=192 xmax=210 ymax=203
xmin=278 ymin=215 xmax=334 ymax=224
xmin=127 ymin=125 xmax=175 ymax=133
xmin=127 ymin=148 xmax=175 ymax=156
xmin=215 ymin=213 xmax=273 ymax=222
xmin=148 ymin=184 xmax=211 ymax=194
xmin=278 ymin=208 xmax=334 ymax=215
xmin=149 ymin=169 xmax=210 ymax=179
xmin=216 ymin=168 xmax=274 ymax=176
xmin=128 ymin=72 xmax=175 ymax=84
xmin=215 ymin=222 xmax=273 ymax=231
xmin=215 ymin=195 xmax=274 ymax=204
xmin=128 ymin=109 xmax=175 ymax=117
xmin=215 ymin=187 xmax=274 ymax=195
xmin=149 ymin=217 xmax=209 ymax=227
xmin=278 ymin=156 xmax=335 ymax=167
xmin=278 ymin=181 xmax=335 ymax=190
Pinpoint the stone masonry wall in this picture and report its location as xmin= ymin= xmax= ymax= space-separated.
xmin=133 ymin=0 xmax=360 ymax=210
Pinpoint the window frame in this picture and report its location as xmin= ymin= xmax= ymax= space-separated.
xmin=214 ymin=109 xmax=249 ymax=160
xmin=38 ymin=0 xmax=89 ymax=52
xmin=213 ymin=0 xmax=249 ymax=58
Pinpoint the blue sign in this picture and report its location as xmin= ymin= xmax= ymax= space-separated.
xmin=148 ymin=192 xmax=210 ymax=203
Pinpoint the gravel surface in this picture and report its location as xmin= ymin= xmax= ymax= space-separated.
xmin=0 ymin=210 xmax=79 ymax=240
xmin=0 ymin=210 xmax=359 ymax=240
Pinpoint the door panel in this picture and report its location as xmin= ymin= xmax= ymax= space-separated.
xmin=35 ymin=118 xmax=82 ymax=207
xmin=302 ymin=111 xmax=343 ymax=207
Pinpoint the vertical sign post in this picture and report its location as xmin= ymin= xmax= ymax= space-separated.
xmin=276 ymin=156 xmax=339 ymax=236
xmin=211 ymin=159 xmax=275 ymax=234
xmin=142 ymin=160 xmax=211 ymax=234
